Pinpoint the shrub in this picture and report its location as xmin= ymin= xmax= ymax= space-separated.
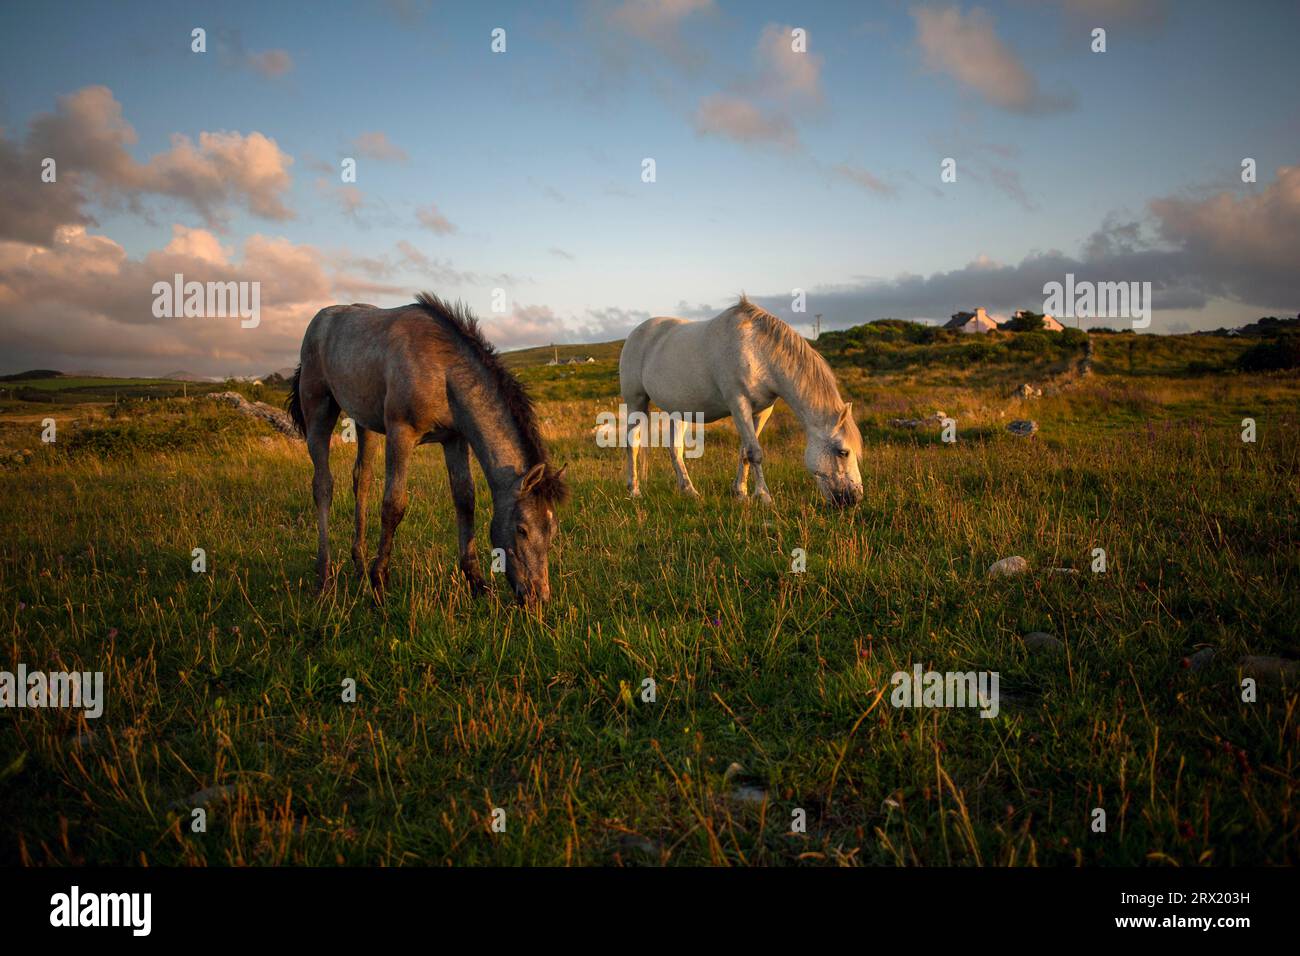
xmin=1237 ymin=335 xmax=1300 ymax=371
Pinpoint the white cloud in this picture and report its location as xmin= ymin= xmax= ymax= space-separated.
xmin=912 ymin=6 xmax=1074 ymax=114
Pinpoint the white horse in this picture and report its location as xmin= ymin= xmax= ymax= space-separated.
xmin=618 ymin=296 xmax=863 ymax=507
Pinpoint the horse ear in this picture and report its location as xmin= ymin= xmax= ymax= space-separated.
xmin=518 ymin=462 xmax=546 ymax=496
xmin=552 ymin=463 xmax=568 ymax=481
xmin=836 ymin=402 xmax=853 ymax=432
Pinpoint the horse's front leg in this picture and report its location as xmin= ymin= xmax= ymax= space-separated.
xmin=443 ymin=436 xmax=486 ymax=596
xmin=733 ymin=405 xmax=774 ymax=498
xmin=350 ymin=426 xmax=377 ymax=576
xmin=306 ymin=399 xmax=341 ymax=590
xmin=729 ymin=398 xmax=774 ymax=506
xmin=369 ymin=423 xmax=416 ymax=602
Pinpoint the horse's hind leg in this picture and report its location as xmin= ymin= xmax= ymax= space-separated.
xmin=624 ymin=395 xmax=648 ymax=498
xmin=370 ymin=423 xmax=416 ymax=601
xmin=306 ymin=397 xmax=341 ymax=590
xmin=669 ymin=416 xmax=700 ymax=497
xmin=350 ymin=426 xmax=378 ymax=576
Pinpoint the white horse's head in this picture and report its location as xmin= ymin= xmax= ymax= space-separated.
xmin=805 ymin=402 xmax=863 ymax=507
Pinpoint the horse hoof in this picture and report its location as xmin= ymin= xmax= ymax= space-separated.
xmin=680 ymin=486 xmax=699 ymax=498
xmin=756 ymin=492 xmax=774 ymax=507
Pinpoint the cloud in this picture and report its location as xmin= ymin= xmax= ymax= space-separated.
xmin=606 ymin=0 xmax=716 ymax=54
xmin=317 ymin=181 xmax=365 ymax=220
xmin=548 ymin=247 xmax=576 ymax=260
xmin=690 ymin=23 xmax=823 ymax=152
xmin=247 ymin=49 xmax=294 ymax=78
xmin=0 ymin=224 xmax=342 ymax=377
xmin=745 ymin=164 xmax=1300 ymax=331
xmin=912 ymin=6 xmax=1074 ymax=114
xmin=833 ymin=163 xmax=898 ymax=197
xmin=1056 ymin=0 xmax=1170 ymax=32
xmin=483 ymin=302 xmax=653 ymax=350
xmin=415 ymin=203 xmax=457 ymax=235
xmin=693 ymin=93 xmax=798 ymax=148
xmin=1 ymin=86 xmax=294 ymax=242
xmin=755 ymin=23 xmax=823 ymax=102
xmin=217 ymin=31 xmax=294 ymax=79
xmin=1148 ymin=163 xmax=1300 ymax=307
xmin=349 ymin=131 xmax=408 ymax=163
xmin=143 ymin=129 xmax=295 ymax=224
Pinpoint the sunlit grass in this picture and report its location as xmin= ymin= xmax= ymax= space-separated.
xmin=1 ymin=360 xmax=1297 ymax=865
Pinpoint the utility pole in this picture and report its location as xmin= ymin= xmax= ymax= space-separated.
xmin=814 ymin=313 xmax=822 ymax=339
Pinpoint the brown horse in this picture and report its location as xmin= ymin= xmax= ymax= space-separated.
xmin=287 ymin=292 xmax=568 ymax=605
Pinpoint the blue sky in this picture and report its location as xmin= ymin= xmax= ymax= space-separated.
xmin=1 ymin=0 xmax=1297 ymax=375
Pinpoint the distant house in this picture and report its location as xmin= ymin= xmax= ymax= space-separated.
xmin=946 ymin=307 xmax=999 ymax=334
xmin=1010 ymin=309 xmax=1065 ymax=332
xmin=1003 ymin=312 xmax=1066 ymax=335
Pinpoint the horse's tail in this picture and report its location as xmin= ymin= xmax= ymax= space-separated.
xmin=286 ymin=364 xmax=306 ymax=436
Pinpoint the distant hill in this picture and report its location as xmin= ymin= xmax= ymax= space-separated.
xmin=0 ymin=369 xmax=62 ymax=381
xmin=164 ymin=370 xmax=220 ymax=383
xmin=1196 ymin=314 xmax=1300 ymax=337
xmin=499 ymin=340 xmax=623 ymax=369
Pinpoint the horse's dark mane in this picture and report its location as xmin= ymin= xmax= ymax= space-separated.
xmin=413 ymin=292 xmax=569 ymax=504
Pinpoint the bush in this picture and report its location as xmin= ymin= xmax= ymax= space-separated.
xmin=1237 ymin=335 xmax=1300 ymax=371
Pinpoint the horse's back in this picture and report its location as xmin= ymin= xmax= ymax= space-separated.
xmin=300 ymin=303 xmax=453 ymax=434
xmin=621 ymin=315 xmax=734 ymax=417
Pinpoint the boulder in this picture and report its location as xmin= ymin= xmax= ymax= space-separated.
xmin=988 ymin=555 xmax=1030 ymax=577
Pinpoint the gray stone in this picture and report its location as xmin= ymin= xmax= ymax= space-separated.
xmin=1007 ymin=420 xmax=1039 ymax=437
xmin=1240 ymin=655 xmax=1299 ymax=683
xmin=988 ymin=555 xmax=1029 ymax=577
xmin=1022 ymin=631 xmax=1063 ymax=652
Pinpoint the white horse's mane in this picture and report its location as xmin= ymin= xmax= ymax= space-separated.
xmin=729 ymin=295 xmax=845 ymax=417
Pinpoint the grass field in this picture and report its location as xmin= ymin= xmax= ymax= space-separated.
xmin=1 ymin=334 xmax=1297 ymax=866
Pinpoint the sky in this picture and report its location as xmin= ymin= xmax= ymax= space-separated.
xmin=0 ymin=0 xmax=1297 ymax=377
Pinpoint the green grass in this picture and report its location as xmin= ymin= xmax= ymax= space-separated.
xmin=1 ymin=344 xmax=1297 ymax=866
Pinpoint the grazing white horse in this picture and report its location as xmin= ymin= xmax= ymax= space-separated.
xmin=619 ymin=296 xmax=863 ymax=507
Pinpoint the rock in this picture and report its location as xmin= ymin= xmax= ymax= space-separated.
xmin=211 ymin=391 xmax=301 ymax=440
xmin=988 ymin=555 xmax=1029 ymax=577
xmin=1239 ymin=655 xmax=1299 ymax=683
xmin=1013 ymin=383 xmax=1042 ymax=399
xmin=1187 ymin=647 xmax=1215 ymax=672
xmin=1006 ymin=420 xmax=1039 ymax=437
xmin=1048 ymin=567 xmax=1079 ymax=575
xmin=1022 ymin=631 xmax=1063 ymax=652
xmin=722 ymin=761 xmax=767 ymax=805
xmin=616 ymin=833 xmax=664 ymax=856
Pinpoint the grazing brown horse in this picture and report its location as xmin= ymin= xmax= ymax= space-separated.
xmin=287 ymin=292 xmax=568 ymax=605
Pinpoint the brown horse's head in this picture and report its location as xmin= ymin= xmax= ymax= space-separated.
xmin=496 ymin=462 xmax=568 ymax=606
